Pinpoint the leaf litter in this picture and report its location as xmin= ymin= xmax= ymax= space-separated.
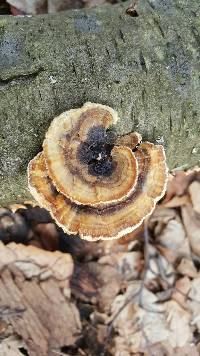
xmin=1 ymin=168 xmax=200 ymax=355
xmin=4 ymin=0 xmax=124 ymax=15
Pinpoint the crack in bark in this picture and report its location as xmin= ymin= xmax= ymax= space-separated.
xmin=139 ymin=52 xmax=147 ymax=73
xmin=152 ymin=17 xmax=165 ymax=38
xmin=0 ymin=67 xmax=44 ymax=86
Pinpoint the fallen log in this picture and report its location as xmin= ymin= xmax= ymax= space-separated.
xmin=0 ymin=0 xmax=200 ymax=205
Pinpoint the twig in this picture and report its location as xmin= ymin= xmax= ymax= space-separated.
xmin=141 ymin=326 xmax=154 ymax=356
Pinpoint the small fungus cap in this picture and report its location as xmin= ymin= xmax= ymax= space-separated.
xmin=43 ymin=102 xmax=139 ymax=206
xmin=28 ymin=104 xmax=168 ymax=241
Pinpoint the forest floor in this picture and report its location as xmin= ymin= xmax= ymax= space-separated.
xmin=1 ymin=169 xmax=200 ymax=355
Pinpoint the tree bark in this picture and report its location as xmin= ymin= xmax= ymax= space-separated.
xmin=0 ymin=0 xmax=200 ymax=205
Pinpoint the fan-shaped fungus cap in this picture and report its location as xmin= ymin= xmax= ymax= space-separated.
xmin=28 ymin=109 xmax=167 ymax=241
xmin=43 ymin=103 xmax=138 ymax=206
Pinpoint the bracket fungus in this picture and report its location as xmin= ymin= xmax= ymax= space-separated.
xmin=28 ymin=102 xmax=168 ymax=241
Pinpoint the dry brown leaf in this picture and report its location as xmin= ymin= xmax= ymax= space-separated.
xmin=172 ymin=277 xmax=191 ymax=309
xmin=0 ymin=242 xmax=81 ymax=356
xmin=164 ymin=171 xmax=198 ymax=202
xmin=143 ymin=342 xmax=199 ymax=356
xmin=0 ymin=335 xmax=26 ymax=356
xmin=174 ymin=345 xmax=200 ymax=356
xmin=99 ymin=251 xmax=142 ymax=280
xmin=149 ymin=207 xmax=180 ymax=244
xmin=70 ymin=263 xmax=99 ymax=302
xmin=111 ymin=283 xmax=164 ymax=353
xmin=165 ymin=300 xmax=192 ymax=348
xmin=0 ymin=320 xmax=7 ymax=334
xmin=162 ymin=194 xmax=190 ymax=208
xmin=158 ymin=219 xmax=185 ymax=246
xmin=177 ymin=258 xmax=197 ymax=278
xmin=188 ymin=277 xmax=200 ymax=332
xmin=144 ymin=245 xmax=175 ymax=287
xmin=87 ymin=261 xmax=122 ymax=312
xmin=71 ymin=261 xmax=123 ymax=312
xmin=188 ymin=277 xmax=200 ymax=303
xmin=150 ymin=206 xmax=178 ymax=226
xmin=96 ymin=239 xmax=130 ymax=256
xmin=156 ymin=245 xmax=178 ymax=264
xmin=0 ymin=242 xmax=73 ymax=280
xmin=150 ymin=256 xmax=175 ymax=289
xmin=111 ymin=283 xmax=192 ymax=354
xmin=90 ymin=310 xmax=108 ymax=325
xmin=155 ymin=217 xmax=191 ymax=261
xmin=189 ymin=181 xmax=200 ymax=214
xmin=182 ymin=204 xmax=200 ymax=256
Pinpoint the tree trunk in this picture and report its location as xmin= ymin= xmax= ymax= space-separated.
xmin=0 ymin=0 xmax=200 ymax=205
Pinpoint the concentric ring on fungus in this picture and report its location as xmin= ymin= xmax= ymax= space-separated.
xmin=28 ymin=102 xmax=168 ymax=241
xmin=43 ymin=102 xmax=139 ymax=206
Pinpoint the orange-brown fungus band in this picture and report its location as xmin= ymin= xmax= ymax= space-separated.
xmin=43 ymin=103 xmax=138 ymax=206
xmin=28 ymin=103 xmax=168 ymax=241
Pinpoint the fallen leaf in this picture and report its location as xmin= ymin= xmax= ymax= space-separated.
xmin=188 ymin=277 xmax=200 ymax=303
xmin=70 ymin=263 xmax=99 ymax=302
xmin=162 ymin=194 xmax=190 ymax=208
xmin=164 ymin=171 xmax=198 ymax=202
xmin=182 ymin=204 xmax=200 ymax=256
xmin=150 ymin=207 xmax=178 ymax=226
xmin=0 ymin=242 xmax=73 ymax=280
xmin=88 ymin=261 xmax=122 ymax=312
xmin=111 ymin=283 xmax=165 ymax=353
xmin=177 ymin=258 xmax=197 ymax=278
xmin=156 ymin=218 xmax=191 ymax=261
xmin=146 ymin=253 xmax=175 ymax=289
xmin=0 ymin=242 xmax=81 ymax=355
xmin=172 ymin=276 xmax=191 ymax=309
xmin=189 ymin=181 xmax=200 ymax=214
xmin=99 ymin=251 xmax=142 ymax=280
xmin=188 ymin=277 xmax=200 ymax=332
xmin=96 ymin=239 xmax=129 ymax=256
xmin=0 ymin=335 xmax=26 ymax=356
xmin=146 ymin=341 xmax=199 ymax=356
xmin=111 ymin=283 xmax=192 ymax=354
xmin=165 ymin=300 xmax=192 ymax=348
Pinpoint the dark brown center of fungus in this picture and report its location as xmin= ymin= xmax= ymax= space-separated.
xmin=77 ymin=126 xmax=117 ymax=178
